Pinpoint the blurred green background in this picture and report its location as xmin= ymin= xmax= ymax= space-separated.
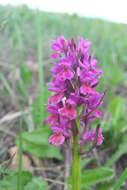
xmin=0 ymin=5 xmax=127 ymax=190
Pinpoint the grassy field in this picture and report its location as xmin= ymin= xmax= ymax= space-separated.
xmin=0 ymin=5 xmax=127 ymax=190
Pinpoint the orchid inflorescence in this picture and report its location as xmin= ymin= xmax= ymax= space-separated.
xmin=46 ymin=36 xmax=105 ymax=156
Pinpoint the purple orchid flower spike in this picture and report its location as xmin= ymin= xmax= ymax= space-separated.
xmin=46 ymin=36 xmax=105 ymax=149
xmin=46 ymin=36 xmax=105 ymax=190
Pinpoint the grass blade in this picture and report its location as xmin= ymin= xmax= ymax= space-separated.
xmin=17 ymin=119 xmax=23 ymax=190
xmin=113 ymin=168 xmax=127 ymax=190
xmin=36 ymin=10 xmax=45 ymax=126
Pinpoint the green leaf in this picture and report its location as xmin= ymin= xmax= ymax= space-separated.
xmin=97 ymin=182 xmax=114 ymax=190
xmin=31 ymin=87 xmax=50 ymax=127
xmin=0 ymin=166 xmax=9 ymax=179
xmin=105 ymin=142 xmax=127 ymax=167
xmin=21 ymin=127 xmax=62 ymax=160
xmin=68 ymin=167 xmax=115 ymax=187
xmin=23 ymin=140 xmax=62 ymax=159
xmin=82 ymin=157 xmax=93 ymax=169
xmin=113 ymin=168 xmax=127 ymax=190
xmin=20 ymin=64 xmax=31 ymax=88
xmin=109 ymin=96 xmax=125 ymax=120
xmin=67 ymin=185 xmax=91 ymax=190
xmin=82 ymin=167 xmax=115 ymax=186
xmin=0 ymin=171 xmax=32 ymax=190
xmin=16 ymin=80 xmax=27 ymax=99
xmin=24 ymin=177 xmax=47 ymax=190
xmin=102 ymin=62 xmax=123 ymax=87
xmin=0 ymin=171 xmax=47 ymax=190
xmin=23 ymin=127 xmax=50 ymax=145
xmin=32 ymin=95 xmax=45 ymax=127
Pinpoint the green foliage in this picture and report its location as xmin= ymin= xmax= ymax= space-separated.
xmin=0 ymin=171 xmax=32 ymax=190
xmin=20 ymin=64 xmax=32 ymax=88
xmin=108 ymin=96 xmax=126 ymax=135
xmin=16 ymin=80 xmax=27 ymax=100
xmin=109 ymin=96 xmax=125 ymax=122
xmin=113 ymin=168 xmax=127 ymax=190
xmin=31 ymin=95 xmax=45 ymax=127
xmin=0 ymin=170 xmax=47 ymax=190
xmin=21 ymin=127 xmax=62 ymax=160
xmin=81 ymin=167 xmax=115 ymax=187
xmin=97 ymin=182 xmax=114 ymax=190
xmin=101 ymin=95 xmax=126 ymax=148
xmin=105 ymin=141 xmax=127 ymax=167
xmin=0 ymin=166 xmax=9 ymax=179
xmin=68 ymin=167 xmax=115 ymax=188
xmin=82 ymin=158 xmax=93 ymax=168
xmin=36 ymin=11 xmax=45 ymax=128
xmin=24 ymin=177 xmax=47 ymax=190
xmin=17 ymin=119 xmax=23 ymax=190
xmin=32 ymin=87 xmax=50 ymax=127
xmin=102 ymin=62 xmax=123 ymax=87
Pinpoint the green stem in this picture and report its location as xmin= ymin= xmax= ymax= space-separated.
xmin=36 ymin=10 xmax=45 ymax=126
xmin=37 ymin=11 xmax=44 ymax=95
xmin=72 ymin=119 xmax=81 ymax=190
xmin=17 ymin=119 xmax=23 ymax=190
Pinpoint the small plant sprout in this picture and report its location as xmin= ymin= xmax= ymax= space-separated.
xmin=46 ymin=36 xmax=105 ymax=190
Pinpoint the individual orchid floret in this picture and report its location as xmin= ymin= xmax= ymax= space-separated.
xmin=96 ymin=127 xmax=104 ymax=145
xmin=51 ymin=36 xmax=68 ymax=58
xmin=49 ymin=133 xmax=65 ymax=147
xmin=82 ymin=127 xmax=104 ymax=146
xmin=46 ymin=36 xmax=105 ymax=158
xmin=49 ymin=93 xmax=64 ymax=104
xmin=51 ymin=61 xmax=74 ymax=80
xmin=58 ymin=98 xmax=77 ymax=120
xmin=46 ymin=114 xmax=58 ymax=125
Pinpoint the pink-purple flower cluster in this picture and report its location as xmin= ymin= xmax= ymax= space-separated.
xmin=46 ymin=36 xmax=104 ymax=149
